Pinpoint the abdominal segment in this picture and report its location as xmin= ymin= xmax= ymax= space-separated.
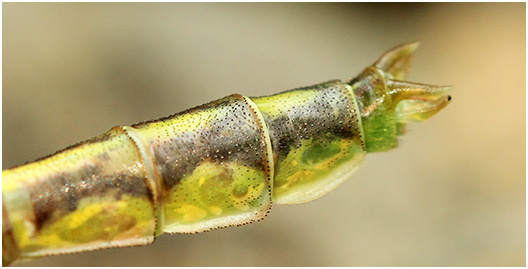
xmin=132 ymin=94 xmax=273 ymax=233
xmin=2 ymin=127 xmax=157 ymax=259
xmin=252 ymin=80 xmax=366 ymax=204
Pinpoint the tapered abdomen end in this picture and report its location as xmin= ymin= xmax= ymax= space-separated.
xmin=351 ymin=42 xmax=452 ymax=153
xmin=252 ymin=81 xmax=367 ymax=204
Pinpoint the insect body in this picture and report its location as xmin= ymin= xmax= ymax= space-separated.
xmin=2 ymin=43 xmax=451 ymax=265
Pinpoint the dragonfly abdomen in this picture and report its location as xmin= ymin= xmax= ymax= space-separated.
xmin=3 ymin=42 xmax=451 ymax=266
xmin=2 ymin=81 xmax=366 ymax=263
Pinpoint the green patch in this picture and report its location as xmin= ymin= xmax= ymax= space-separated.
xmin=361 ymin=108 xmax=398 ymax=153
xmin=273 ymin=136 xmax=363 ymax=200
xmin=232 ymin=183 xmax=249 ymax=198
xmin=301 ymin=139 xmax=341 ymax=165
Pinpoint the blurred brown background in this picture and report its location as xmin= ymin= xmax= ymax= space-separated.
xmin=3 ymin=3 xmax=525 ymax=266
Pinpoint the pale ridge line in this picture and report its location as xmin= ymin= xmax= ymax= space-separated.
xmin=121 ymin=125 xmax=165 ymax=236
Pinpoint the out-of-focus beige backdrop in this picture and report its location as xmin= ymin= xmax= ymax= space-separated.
xmin=3 ymin=3 xmax=525 ymax=266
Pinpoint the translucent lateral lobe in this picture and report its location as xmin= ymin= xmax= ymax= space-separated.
xmin=132 ymin=94 xmax=273 ymax=233
xmin=2 ymin=127 xmax=157 ymax=259
xmin=252 ymin=80 xmax=367 ymax=204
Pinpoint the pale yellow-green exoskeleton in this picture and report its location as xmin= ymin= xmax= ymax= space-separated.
xmin=2 ymin=43 xmax=451 ymax=266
